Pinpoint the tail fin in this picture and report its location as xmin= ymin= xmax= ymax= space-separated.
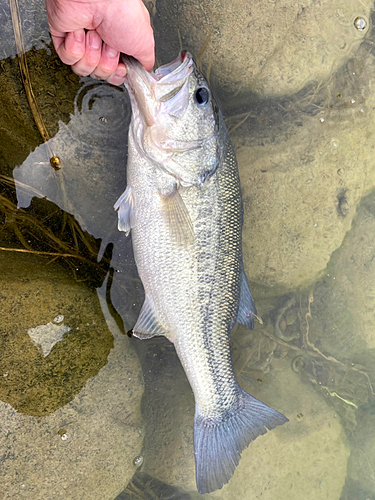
xmin=194 ymin=390 xmax=288 ymax=494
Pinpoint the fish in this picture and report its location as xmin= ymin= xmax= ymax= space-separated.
xmin=114 ymin=51 xmax=288 ymax=494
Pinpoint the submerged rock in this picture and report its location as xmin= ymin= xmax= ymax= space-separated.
xmin=307 ymin=190 xmax=375 ymax=360
xmin=0 ymin=252 xmax=113 ymax=415
xmin=139 ymin=339 xmax=349 ymax=498
xmin=210 ymin=357 xmax=349 ymax=500
xmin=234 ymin=43 xmax=375 ymax=292
xmin=0 ymin=0 xmax=51 ymax=60
xmin=0 ymin=252 xmax=145 ymax=499
xmin=154 ymin=0 xmax=373 ymax=107
xmin=345 ymin=409 xmax=375 ymax=497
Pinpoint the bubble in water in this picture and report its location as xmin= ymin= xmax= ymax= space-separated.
xmin=53 ymin=315 xmax=64 ymax=324
xmin=58 ymin=429 xmax=69 ymax=441
xmin=133 ymin=455 xmax=143 ymax=467
xmin=354 ymin=17 xmax=367 ymax=31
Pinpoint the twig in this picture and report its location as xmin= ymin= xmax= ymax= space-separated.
xmin=9 ymin=0 xmax=50 ymax=143
xmin=303 ymin=289 xmax=375 ymax=397
xmin=228 ymin=113 xmax=251 ymax=135
xmin=0 ymin=246 xmax=105 ymax=274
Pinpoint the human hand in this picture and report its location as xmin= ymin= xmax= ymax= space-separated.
xmin=45 ymin=0 xmax=155 ymax=85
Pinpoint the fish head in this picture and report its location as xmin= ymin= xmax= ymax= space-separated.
xmin=123 ymin=52 xmax=224 ymax=187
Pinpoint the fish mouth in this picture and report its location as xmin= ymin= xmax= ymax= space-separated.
xmin=122 ymin=52 xmax=194 ymax=126
xmin=122 ymin=51 xmax=192 ymax=83
xmin=152 ymin=51 xmax=192 ymax=82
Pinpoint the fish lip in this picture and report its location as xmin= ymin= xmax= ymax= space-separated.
xmin=122 ymin=51 xmax=194 ymax=126
xmin=152 ymin=51 xmax=193 ymax=83
xmin=121 ymin=51 xmax=193 ymax=84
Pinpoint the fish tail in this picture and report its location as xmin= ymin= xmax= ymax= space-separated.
xmin=194 ymin=389 xmax=288 ymax=494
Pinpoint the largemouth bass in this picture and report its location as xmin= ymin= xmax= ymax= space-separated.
xmin=115 ymin=51 xmax=288 ymax=494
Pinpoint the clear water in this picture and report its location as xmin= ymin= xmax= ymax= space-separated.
xmin=1 ymin=1 xmax=375 ymax=499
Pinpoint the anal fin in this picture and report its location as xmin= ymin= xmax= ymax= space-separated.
xmin=236 ymin=269 xmax=257 ymax=330
xmin=133 ymin=296 xmax=169 ymax=340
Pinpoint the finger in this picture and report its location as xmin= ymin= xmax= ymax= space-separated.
xmin=71 ymin=30 xmax=102 ymax=76
xmin=97 ymin=0 xmax=155 ymax=71
xmin=126 ymin=0 xmax=155 ymax=70
xmin=52 ymin=29 xmax=85 ymax=66
xmin=134 ymin=37 xmax=155 ymax=72
xmin=105 ymin=63 xmax=127 ymax=86
xmin=132 ymin=8 xmax=155 ymax=71
xmin=91 ymin=43 xmax=121 ymax=80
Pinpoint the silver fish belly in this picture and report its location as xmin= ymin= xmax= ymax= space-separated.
xmin=115 ymin=51 xmax=288 ymax=494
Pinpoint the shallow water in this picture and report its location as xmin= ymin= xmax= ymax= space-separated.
xmin=1 ymin=0 xmax=375 ymax=499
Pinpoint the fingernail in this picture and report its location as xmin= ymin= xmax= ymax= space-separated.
xmin=88 ymin=32 xmax=101 ymax=50
xmin=74 ymin=31 xmax=84 ymax=43
xmin=105 ymin=44 xmax=119 ymax=58
xmin=115 ymin=66 xmax=127 ymax=78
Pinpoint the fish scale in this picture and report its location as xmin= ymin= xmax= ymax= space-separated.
xmin=115 ymin=51 xmax=288 ymax=494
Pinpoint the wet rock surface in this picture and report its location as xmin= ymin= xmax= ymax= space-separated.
xmin=139 ymin=336 xmax=349 ymax=499
xmin=233 ymin=42 xmax=375 ymax=292
xmin=0 ymin=253 xmax=145 ymax=499
xmin=0 ymin=46 xmax=82 ymax=179
xmin=211 ymin=357 xmax=349 ymax=500
xmin=306 ymin=190 xmax=375 ymax=359
xmin=116 ymin=472 xmax=198 ymax=500
xmin=133 ymin=336 xmax=196 ymax=491
xmin=0 ymin=0 xmax=51 ymax=60
xmin=0 ymin=253 xmax=113 ymax=415
xmin=345 ymin=408 xmax=375 ymax=498
xmin=154 ymin=0 xmax=373 ymax=107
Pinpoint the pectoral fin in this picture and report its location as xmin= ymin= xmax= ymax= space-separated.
xmin=236 ymin=270 xmax=257 ymax=330
xmin=114 ymin=185 xmax=134 ymax=234
xmin=133 ymin=296 xmax=169 ymax=340
xmin=160 ymin=186 xmax=194 ymax=246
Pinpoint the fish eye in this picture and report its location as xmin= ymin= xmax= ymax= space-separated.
xmin=194 ymin=87 xmax=210 ymax=106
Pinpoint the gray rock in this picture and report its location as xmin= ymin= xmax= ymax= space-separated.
xmin=307 ymin=191 xmax=375 ymax=360
xmin=0 ymin=0 xmax=51 ymax=60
